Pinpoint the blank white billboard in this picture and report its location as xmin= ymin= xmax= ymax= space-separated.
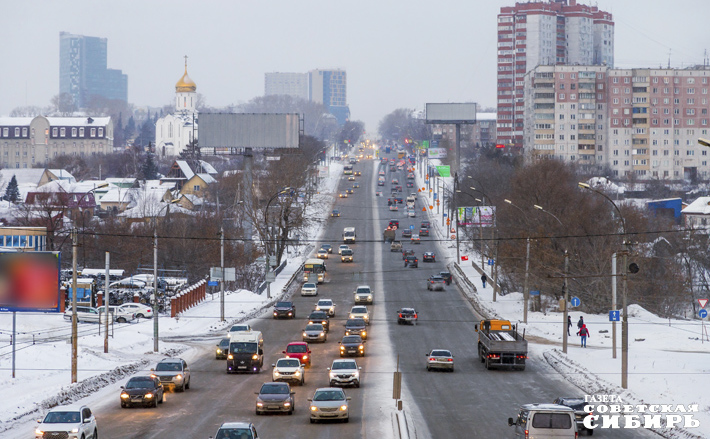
xmin=199 ymin=113 xmax=301 ymax=149
xmin=425 ymin=103 xmax=477 ymax=123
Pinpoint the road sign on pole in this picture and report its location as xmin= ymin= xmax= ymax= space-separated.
xmin=699 ymin=309 xmax=708 ymax=319
xmin=208 ymin=280 xmax=218 ymax=287
xmin=529 ymin=290 xmax=540 ymax=296
xmin=699 ymin=298 xmax=708 ymax=309
xmin=487 ymin=259 xmax=494 ymax=266
xmin=571 ymin=297 xmax=581 ymax=307
xmin=609 ymin=310 xmax=620 ymax=321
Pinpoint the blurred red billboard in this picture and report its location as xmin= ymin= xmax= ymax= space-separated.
xmin=0 ymin=252 xmax=61 ymax=313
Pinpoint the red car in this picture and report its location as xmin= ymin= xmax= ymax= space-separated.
xmin=282 ymin=342 xmax=312 ymax=367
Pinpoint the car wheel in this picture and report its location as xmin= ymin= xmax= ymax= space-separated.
xmin=330 ymin=380 xmax=336 ymax=387
xmin=93 ymin=430 xmax=98 ymax=439
xmin=153 ymin=398 xmax=158 ymax=408
xmin=301 ymin=377 xmax=305 ymax=386
xmin=120 ymin=403 xmax=126 ymax=408
xmin=355 ymin=380 xmax=360 ymax=388
xmin=426 ymin=366 xmax=431 ymax=371
xmin=450 ymin=366 xmax=455 ymax=373
xmin=310 ymin=418 xmax=315 ymax=424
xmin=185 ymin=378 xmax=190 ymax=390
xmin=256 ymin=409 xmax=261 ymax=415
xmin=136 ymin=313 xmax=144 ymax=319
xmin=288 ymin=408 xmax=293 ymax=415
xmin=344 ymin=417 xmax=349 ymax=423
xmin=118 ymin=317 xmax=126 ymax=323
xmin=159 ymin=392 xmax=164 ymax=404
xmin=177 ymin=385 xmax=185 ymax=393
xmin=485 ymin=358 xmax=491 ymax=370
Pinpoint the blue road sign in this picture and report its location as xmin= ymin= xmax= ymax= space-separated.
xmin=487 ymin=259 xmax=494 ymax=266
xmin=571 ymin=296 xmax=581 ymax=307
xmin=434 ymin=193 xmax=438 ymax=200
xmin=700 ymin=309 xmax=708 ymax=319
xmin=609 ymin=310 xmax=620 ymax=321
xmin=443 ymin=213 xmax=448 ymax=217
xmin=208 ymin=280 xmax=219 ymax=287
xmin=529 ymin=290 xmax=540 ymax=296
xmin=410 ymin=225 xmax=415 ymax=230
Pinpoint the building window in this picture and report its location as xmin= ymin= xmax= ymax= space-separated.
xmin=14 ymin=128 xmax=19 ymax=136
xmin=72 ymin=127 xmax=77 ymax=137
xmin=60 ymin=128 xmax=66 ymax=137
xmin=194 ymin=185 xmax=200 ymax=191
xmin=98 ymin=128 xmax=103 ymax=137
xmin=79 ymin=127 xmax=84 ymax=137
xmin=90 ymin=128 xmax=96 ymax=137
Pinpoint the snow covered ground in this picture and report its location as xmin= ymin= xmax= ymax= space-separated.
xmin=415 ymin=156 xmax=710 ymax=438
xmin=0 ymin=156 xmax=345 ymax=435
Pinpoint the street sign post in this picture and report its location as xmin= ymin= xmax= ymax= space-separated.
xmin=529 ymin=290 xmax=540 ymax=296
xmin=609 ymin=310 xmax=620 ymax=321
xmin=571 ymin=297 xmax=581 ymax=307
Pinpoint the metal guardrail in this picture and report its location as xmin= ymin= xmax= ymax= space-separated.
xmin=257 ymin=259 xmax=288 ymax=294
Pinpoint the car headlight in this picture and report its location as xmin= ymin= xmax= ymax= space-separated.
xmin=340 ymin=345 xmax=345 ymax=350
xmin=294 ymin=371 xmax=301 ymax=376
xmin=175 ymin=374 xmax=182 ymax=380
xmin=288 ymin=312 xmax=292 ymax=315
xmin=362 ymin=331 xmax=367 ymax=337
xmin=303 ymin=332 xmax=307 ymax=337
xmin=321 ymin=321 xmax=327 ymax=325
xmin=121 ymin=393 xmax=129 ymax=399
xmin=216 ymin=349 xmax=222 ymax=354
xmin=35 ymin=429 xmax=44 ymax=435
xmin=303 ymin=355 xmax=308 ymax=360
xmin=273 ymin=311 xmax=278 ymax=315
xmin=368 ymin=295 xmax=372 ymax=300
xmin=359 ymin=345 xmax=364 ymax=350
xmin=320 ymin=332 xmax=325 ymax=337
xmin=310 ymin=406 xmax=317 ymax=411
xmin=145 ymin=393 xmax=153 ymax=398
xmin=274 ymin=371 xmax=280 ymax=376
xmin=340 ymin=405 xmax=348 ymax=411
xmin=150 ymin=374 xmax=156 ymax=378
xmin=71 ymin=428 xmax=79 ymax=433
xmin=252 ymin=354 xmax=259 ymax=360
xmin=257 ymin=402 xmax=264 ymax=407
xmin=284 ymin=402 xmax=291 ymax=407
xmin=228 ymin=354 xmax=233 ymax=360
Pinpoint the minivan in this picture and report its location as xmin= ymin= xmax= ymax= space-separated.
xmin=508 ymin=403 xmax=578 ymax=438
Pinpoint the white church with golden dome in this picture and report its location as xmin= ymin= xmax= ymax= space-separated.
xmin=155 ymin=57 xmax=198 ymax=157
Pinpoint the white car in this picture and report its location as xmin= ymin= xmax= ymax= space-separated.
xmin=97 ymin=305 xmax=136 ymax=323
xmin=316 ymin=248 xmax=329 ymax=259
xmin=353 ymin=285 xmax=374 ymax=305
xmin=315 ymin=299 xmax=336 ymax=317
xmin=272 ymin=357 xmax=305 ymax=386
xmin=301 ymin=282 xmax=318 ymax=296
xmin=328 ymin=359 xmax=362 ymax=388
xmin=338 ymin=245 xmax=350 ymax=255
xmin=308 ymin=387 xmax=351 ymax=423
xmin=35 ymin=404 xmax=98 ymax=439
xmin=117 ymin=302 xmax=153 ymax=319
xmin=348 ymin=306 xmax=370 ymax=324
xmin=407 ymin=209 xmax=416 ymax=218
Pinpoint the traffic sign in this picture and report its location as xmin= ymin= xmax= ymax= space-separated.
xmin=208 ymin=280 xmax=219 ymax=287
xmin=699 ymin=309 xmax=708 ymax=319
xmin=570 ymin=297 xmax=581 ymax=307
xmin=609 ymin=310 xmax=620 ymax=321
xmin=699 ymin=299 xmax=709 ymax=309
xmin=487 ymin=259 xmax=494 ymax=266
xmin=410 ymin=225 xmax=414 ymax=230
xmin=529 ymin=290 xmax=540 ymax=296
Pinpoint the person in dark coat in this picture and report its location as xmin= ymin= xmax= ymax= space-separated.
xmin=567 ymin=316 xmax=572 ymax=336
xmin=577 ymin=324 xmax=590 ymax=347
xmin=577 ymin=316 xmax=584 ymax=330
xmin=480 ymin=274 xmax=487 ymax=288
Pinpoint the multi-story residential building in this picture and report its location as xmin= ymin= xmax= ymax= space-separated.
xmin=59 ymin=32 xmax=128 ymax=108
xmin=524 ymin=65 xmax=710 ymax=180
xmin=497 ymin=0 xmax=614 ymax=149
xmin=0 ymin=116 xmax=113 ymax=169
xmin=265 ymin=72 xmax=310 ymax=101
xmin=309 ymin=69 xmax=349 ymax=125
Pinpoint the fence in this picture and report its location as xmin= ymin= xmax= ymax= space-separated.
xmin=257 ymin=259 xmax=288 ymax=294
xmin=170 ymin=279 xmax=207 ymax=317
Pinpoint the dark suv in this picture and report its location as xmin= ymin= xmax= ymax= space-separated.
xmin=273 ymin=301 xmax=296 ymax=319
xmin=439 ymin=271 xmax=453 ymax=285
xmin=344 ymin=318 xmax=367 ymax=339
xmin=308 ymin=310 xmax=330 ymax=332
xmin=553 ymin=397 xmax=594 ymax=435
xmin=389 ymin=219 xmax=400 ymax=228
xmin=404 ymin=255 xmax=418 ymax=268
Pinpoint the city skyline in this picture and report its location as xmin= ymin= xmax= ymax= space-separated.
xmin=0 ymin=0 xmax=708 ymax=131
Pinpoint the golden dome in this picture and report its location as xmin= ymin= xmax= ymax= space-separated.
xmin=175 ymin=58 xmax=196 ymax=92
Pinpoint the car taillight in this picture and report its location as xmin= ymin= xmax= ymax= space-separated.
xmin=398 ymin=314 xmax=403 ymax=318
xmin=525 ymin=430 xmax=529 ymax=439
xmin=414 ymin=314 xmax=417 ymax=318
xmin=447 ymin=358 xmax=453 ymax=362
xmin=429 ymin=357 xmax=435 ymax=361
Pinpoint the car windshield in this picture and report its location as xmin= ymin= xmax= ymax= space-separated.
xmin=401 ymin=309 xmax=415 ymax=314
xmin=303 ymin=283 xmax=316 ymax=289
xmin=342 ymin=250 xmax=353 ymax=255
xmin=351 ymin=307 xmax=367 ymax=313
xmin=155 ymin=362 xmax=181 ymax=372
xmin=318 ymin=249 xmax=327 ymax=253
xmin=260 ymin=384 xmax=289 ymax=395
xmin=560 ymin=399 xmax=587 ymax=410
xmin=318 ymin=301 xmax=332 ymax=307
xmin=310 ymin=312 xmax=327 ymax=319
xmin=43 ymin=411 xmax=81 ymax=423
xmin=342 ymin=336 xmax=362 ymax=344
xmin=219 ymin=339 xmax=230 ymax=348
xmin=332 ymin=361 xmax=357 ymax=370
xmin=215 ymin=428 xmax=252 ymax=439
xmin=286 ymin=344 xmax=307 ymax=353
xmin=277 ymin=359 xmax=301 ymax=368
xmin=125 ymin=378 xmax=154 ymax=389
xmin=275 ymin=302 xmax=291 ymax=307
xmin=305 ymin=324 xmax=323 ymax=331
xmin=346 ymin=319 xmax=365 ymax=327
xmin=313 ymin=390 xmax=345 ymax=401
xmin=431 ymin=350 xmax=452 ymax=357
xmin=229 ymin=325 xmax=249 ymax=332
xmin=356 ymin=287 xmax=370 ymax=294
xmin=431 ymin=277 xmax=444 ymax=281
xmin=230 ymin=342 xmax=257 ymax=354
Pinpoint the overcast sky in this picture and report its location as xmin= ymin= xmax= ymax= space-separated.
xmin=1 ymin=0 xmax=708 ymax=131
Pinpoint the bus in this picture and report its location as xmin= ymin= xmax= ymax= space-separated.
xmin=344 ymin=164 xmax=353 ymax=175
xmin=303 ymin=258 xmax=327 ymax=283
xmin=397 ymin=150 xmax=406 ymax=159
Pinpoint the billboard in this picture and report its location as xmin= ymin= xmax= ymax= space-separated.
xmin=468 ymin=206 xmax=496 ymax=227
xmin=318 ymin=166 xmax=329 ymax=177
xmin=199 ymin=113 xmax=301 ymax=150
xmin=425 ymin=103 xmax=477 ymax=123
xmin=0 ymin=252 xmax=61 ymax=313
xmin=428 ymin=148 xmax=448 ymax=159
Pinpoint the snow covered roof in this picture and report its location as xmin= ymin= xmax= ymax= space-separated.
xmin=682 ymin=197 xmax=710 ymax=215
xmin=0 ymin=168 xmax=44 ymax=187
xmin=180 ymin=193 xmax=205 ymax=206
xmin=99 ymin=187 xmax=134 ymax=204
xmin=0 ymin=116 xmax=111 ymax=127
xmin=477 ymin=112 xmax=496 ymax=121
xmin=195 ymin=173 xmax=217 ymax=184
xmin=197 ymin=160 xmax=217 ymax=175
xmin=175 ymin=161 xmax=195 ymax=180
xmin=46 ymin=169 xmax=76 ymax=182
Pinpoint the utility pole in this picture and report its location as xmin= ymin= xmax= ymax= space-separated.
xmin=220 ymin=226 xmax=225 ymax=322
xmin=454 ymin=173 xmax=460 ymax=262
xmin=153 ymin=231 xmax=159 ymax=353
xmin=611 ymin=252 xmax=617 ymax=359
xmin=104 ymin=251 xmax=109 ymax=354
xmin=523 ymin=237 xmax=531 ymax=324
xmin=562 ymin=250 xmax=570 ymax=354
xmin=621 ymin=247 xmax=629 ymax=389
xmin=71 ymin=228 xmax=78 ymax=383
xmin=492 ymin=229 xmax=499 ymax=302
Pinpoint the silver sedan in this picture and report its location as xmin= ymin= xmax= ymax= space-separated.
xmin=308 ymin=387 xmax=351 ymax=423
xmin=426 ymin=349 xmax=454 ymax=372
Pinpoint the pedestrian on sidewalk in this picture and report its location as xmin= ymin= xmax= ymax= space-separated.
xmin=577 ymin=316 xmax=584 ymax=331
xmin=567 ymin=316 xmax=572 ymax=336
xmin=577 ymin=324 xmax=590 ymax=348
xmin=480 ymin=274 xmax=487 ymax=288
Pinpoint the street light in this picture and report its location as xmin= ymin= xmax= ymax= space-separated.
xmin=151 ymin=199 xmax=180 ymax=353
xmin=698 ymin=138 xmax=710 ymax=147
xmin=264 ymin=187 xmax=294 ymax=298
xmin=578 ymin=181 xmax=630 ymax=389
xmin=504 ymin=199 xmax=532 ymax=324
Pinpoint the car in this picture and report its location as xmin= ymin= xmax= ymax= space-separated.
xmin=348 ymin=305 xmax=370 ymax=324
xmin=389 ymin=165 xmax=396 ymax=172
xmin=439 ymin=271 xmax=453 ymax=285
xmin=255 ymin=382 xmax=294 ymax=415
xmin=216 ymin=337 xmax=231 ymax=359
xmin=209 ymin=422 xmax=259 ymax=439
xmin=35 ymin=404 xmax=98 ymax=439
xmin=308 ymin=310 xmax=330 ymax=332
xmin=344 ymin=318 xmax=367 ymax=340
xmin=96 ymin=305 xmax=136 ymax=323
xmin=63 ymin=306 xmax=102 ymax=324
xmin=408 ymin=210 xmax=417 ymax=218
xmin=427 ymin=275 xmax=446 ymax=291
xmin=421 ymin=221 xmax=431 ymax=228
xmin=411 ymin=234 xmax=421 ymax=243
xmin=423 ymin=252 xmax=436 ymax=262
xmin=316 ymin=248 xmax=328 ymax=259
xmin=395 ymin=185 xmax=403 ymax=192
xmin=389 ymin=204 xmax=399 ymax=211
xmin=117 ymin=302 xmax=153 ymax=319
xmin=348 ymin=175 xmax=355 ymax=181
xmin=346 ymin=188 xmax=354 ymax=194
xmin=419 ymin=227 xmax=430 ymax=236
xmin=391 ymin=178 xmax=399 ymax=185
xmin=407 ymin=173 xmax=415 ymax=180
xmin=397 ymin=308 xmax=418 ymax=325
xmin=228 ymin=324 xmax=252 ymax=334
xmin=272 ymin=358 xmax=305 ymax=385
xmin=401 ymin=228 xmax=412 ymax=238
xmin=315 ymin=299 xmax=336 ymax=317
xmin=273 ymin=301 xmax=296 ymax=319
xmin=328 ymin=359 xmax=361 ymax=388
xmin=320 ymin=244 xmax=333 ymax=254
xmin=340 ymin=248 xmax=354 ymax=262
xmin=338 ymin=245 xmax=350 ymax=255
xmin=302 ymin=323 xmax=327 ymax=343
xmin=308 ymin=387 xmax=351 ymax=423
xmin=401 ymin=248 xmax=415 ymax=259
xmin=151 ymin=358 xmax=191 ymax=391
xmin=389 ymin=219 xmax=400 ymax=228
xmin=353 ymin=285 xmax=373 ymax=305
xmin=378 ymin=170 xmax=385 ymax=175
xmin=331 ymin=209 xmax=340 ymax=217
xmin=353 ymin=182 xmax=360 ymax=188
xmin=553 ymin=397 xmax=594 ymax=435
xmin=509 ymin=404 xmax=578 ymax=438
xmin=283 ymin=341 xmax=312 ymax=367
xmin=120 ymin=376 xmax=164 ymax=408
xmin=301 ymin=282 xmax=318 ymax=296
xmin=394 ymin=196 xmax=404 ymax=204
xmin=406 ymin=181 xmax=414 ymax=188
xmin=339 ymin=192 xmax=348 ymax=198
xmin=355 ymin=171 xmax=362 ymax=176
xmin=339 ymin=335 xmax=366 ymax=357
xmin=426 ymin=349 xmax=454 ymax=372
xmin=404 ymin=255 xmax=418 ymax=268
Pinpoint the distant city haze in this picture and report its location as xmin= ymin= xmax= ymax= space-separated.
xmin=0 ymin=0 xmax=707 ymax=130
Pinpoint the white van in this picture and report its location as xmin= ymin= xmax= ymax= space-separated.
xmin=508 ymin=404 xmax=577 ymax=438
xmin=228 ymin=328 xmax=263 ymax=347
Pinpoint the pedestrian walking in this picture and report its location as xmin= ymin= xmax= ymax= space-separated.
xmin=577 ymin=324 xmax=590 ymax=348
xmin=567 ymin=316 xmax=572 ymax=336
xmin=577 ymin=316 xmax=584 ymax=330
xmin=480 ymin=274 xmax=487 ymax=288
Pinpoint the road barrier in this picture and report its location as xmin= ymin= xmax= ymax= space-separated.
xmin=170 ymin=279 xmax=207 ymax=317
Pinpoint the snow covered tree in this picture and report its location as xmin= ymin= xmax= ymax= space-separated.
xmin=3 ymin=175 xmax=20 ymax=203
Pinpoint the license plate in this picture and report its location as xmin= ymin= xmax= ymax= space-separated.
xmin=238 ymin=366 xmax=247 ymax=369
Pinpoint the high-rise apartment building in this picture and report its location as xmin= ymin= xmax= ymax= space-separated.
xmin=524 ymin=65 xmax=710 ymax=180
xmin=310 ymin=69 xmax=349 ymax=125
xmin=265 ymin=72 xmax=309 ymax=101
xmin=59 ymin=32 xmax=128 ymax=109
xmin=497 ymin=0 xmax=613 ymax=148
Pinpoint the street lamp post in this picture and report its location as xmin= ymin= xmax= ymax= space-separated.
xmin=578 ymin=182 xmax=629 ymax=388
xmin=504 ymin=199 xmax=531 ymax=324
xmin=152 ymin=199 xmax=179 ymax=353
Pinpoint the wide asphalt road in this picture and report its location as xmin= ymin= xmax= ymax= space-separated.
xmin=87 ymin=149 xmax=654 ymax=438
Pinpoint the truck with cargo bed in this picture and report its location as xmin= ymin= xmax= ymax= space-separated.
xmin=383 ymin=228 xmax=396 ymax=243
xmin=474 ymin=319 xmax=527 ymax=371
